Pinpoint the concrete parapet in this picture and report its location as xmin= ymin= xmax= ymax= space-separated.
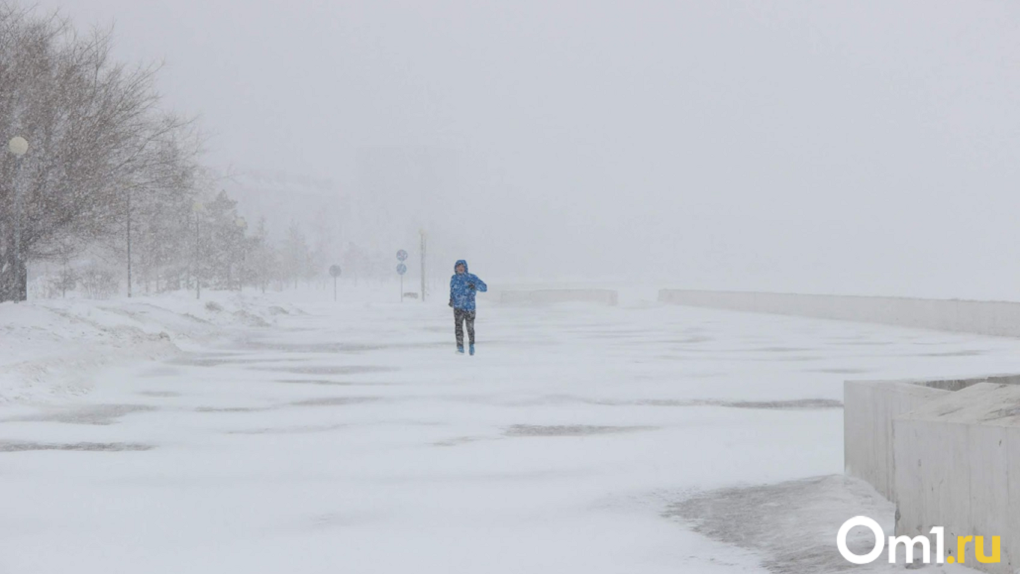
xmin=658 ymin=289 xmax=1020 ymax=338
xmin=893 ymin=383 xmax=1020 ymax=572
xmin=500 ymin=289 xmax=618 ymax=306
xmin=845 ymin=374 xmax=1020 ymax=501
xmin=844 ymin=380 xmax=951 ymax=501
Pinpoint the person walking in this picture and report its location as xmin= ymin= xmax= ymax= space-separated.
xmin=449 ymin=259 xmax=487 ymax=355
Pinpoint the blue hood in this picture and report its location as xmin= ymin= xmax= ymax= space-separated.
xmin=449 ymin=260 xmax=486 ymax=310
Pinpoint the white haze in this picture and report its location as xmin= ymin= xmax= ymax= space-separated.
xmin=38 ymin=0 xmax=1020 ymax=298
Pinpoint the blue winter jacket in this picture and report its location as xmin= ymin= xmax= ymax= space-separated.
xmin=449 ymin=260 xmax=487 ymax=311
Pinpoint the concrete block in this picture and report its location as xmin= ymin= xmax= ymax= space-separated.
xmin=893 ymin=383 xmax=1020 ymax=573
xmin=845 ymin=374 xmax=1020 ymax=502
xmin=844 ymin=380 xmax=951 ymax=500
xmin=1006 ymin=429 xmax=1020 ymax=572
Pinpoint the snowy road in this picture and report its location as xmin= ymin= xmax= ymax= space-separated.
xmin=4 ymin=298 xmax=1020 ymax=573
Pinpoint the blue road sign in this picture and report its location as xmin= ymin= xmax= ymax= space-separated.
xmin=397 ymin=263 xmax=407 ymax=275
xmin=396 ymin=249 xmax=408 ymax=262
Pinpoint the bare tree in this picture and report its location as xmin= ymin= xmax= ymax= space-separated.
xmin=280 ymin=221 xmax=312 ymax=289
xmin=0 ymin=5 xmax=198 ymax=301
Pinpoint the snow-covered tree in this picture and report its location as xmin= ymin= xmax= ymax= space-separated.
xmin=279 ymin=221 xmax=312 ymax=289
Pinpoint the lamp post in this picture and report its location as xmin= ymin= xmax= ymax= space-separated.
xmin=192 ymin=201 xmax=204 ymax=300
xmin=235 ymin=217 xmax=247 ymax=292
xmin=8 ymin=137 xmax=28 ymax=303
xmin=126 ymin=187 xmax=133 ymax=298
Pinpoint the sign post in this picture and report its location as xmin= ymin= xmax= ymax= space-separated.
xmin=419 ymin=230 xmax=427 ymax=302
xmin=329 ymin=265 xmax=342 ymax=301
xmin=397 ymin=263 xmax=407 ymax=301
xmin=396 ymin=250 xmax=408 ymax=302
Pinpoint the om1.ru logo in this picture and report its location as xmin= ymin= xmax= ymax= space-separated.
xmin=837 ymin=516 xmax=1000 ymax=565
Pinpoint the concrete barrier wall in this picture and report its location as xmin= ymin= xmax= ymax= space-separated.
xmin=893 ymin=383 xmax=1020 ymax=573
xmin=500 ymin=289 xmax=618 ymax=306
xmin=659 ymin=289 xmax=1020 ymax=337
xmin=844 ymin=380 xmax=951 ymax=500
xmin=845 ymin=374 xmax=1020 ymax=502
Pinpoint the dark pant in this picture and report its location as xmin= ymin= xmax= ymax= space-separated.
xmin=454 ymin=308 xmax=476 ymax=347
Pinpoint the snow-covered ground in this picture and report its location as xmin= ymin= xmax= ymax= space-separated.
xmin=3 ymin=289 xmax=1017 ymax=573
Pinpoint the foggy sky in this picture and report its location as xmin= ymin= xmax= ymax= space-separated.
xmin=34 ymin=0 xmax=1020 ymax=298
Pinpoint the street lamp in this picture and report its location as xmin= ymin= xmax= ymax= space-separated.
xmin=235 ymin=217 xmax=247 ymax=292
xmin=9 ymin=137 xmax=28 ymax=303
xmin=192 ymin=201 xmax=204 ymax=300
xmin=9 ymin=137 xmax=28 ymax=156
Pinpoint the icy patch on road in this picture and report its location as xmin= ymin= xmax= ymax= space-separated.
xmin=194 ymin=406 xmax=274 ymax=413
xmin=0 ymin=440 xmax=153 ymax=452
xmin=505 ymin=424 xmax=658 ymax=437
xmin=255 ymin=365 xmax=398 ymax=376
xmin=809 ymin=368 xmax=873 ymax=375
xmin=136 ymin=390 xmax=180 ymax=397
xmin=274 ymin=378 xmax=395 ymax=387
xmin=2 ymin=404 xmax=156 ymax=425
xmin=171 ymin=355 xmax=307 ymax=367
xmin=433 ymin=435 xmax=490 ymax=447
xmin=290 ymin=396 xmax=383 ymax=407
xmin=238 ymin=339 xmax=452 ymax=353
xmin=226 ymin=423 xmax=348 ymax=435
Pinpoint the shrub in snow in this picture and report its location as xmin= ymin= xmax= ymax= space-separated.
xmin=78 ymin=267 xmax=119 ymax=300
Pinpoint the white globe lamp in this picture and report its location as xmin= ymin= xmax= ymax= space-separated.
xmin=8 ymin=136 xmax=28 ymax=157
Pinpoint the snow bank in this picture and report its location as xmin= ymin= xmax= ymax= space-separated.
xmin=0 ymin=291 xmax=302 ymax=404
